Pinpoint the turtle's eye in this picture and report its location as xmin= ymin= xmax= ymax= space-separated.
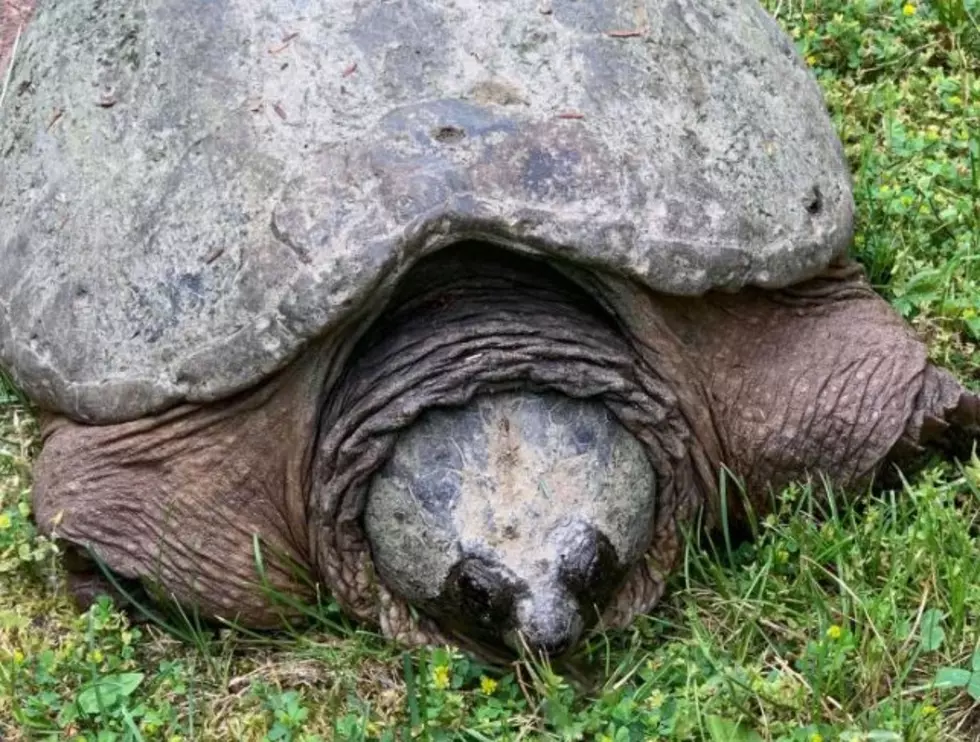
xmin=452 ymin=559 xmax=515 ymax=628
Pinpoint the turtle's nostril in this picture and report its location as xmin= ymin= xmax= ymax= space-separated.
xmin=510 ymin=590 xmax=584 ymax=658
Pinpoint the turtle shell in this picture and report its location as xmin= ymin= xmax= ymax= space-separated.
xmin=0 ymin=0 xmax=852 ymax=423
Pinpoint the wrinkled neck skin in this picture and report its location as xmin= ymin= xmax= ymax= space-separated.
xmin=310 ymin=246 xmax=728 ymax=655
xmin=31 ymin=244 xmax=980 ymax=661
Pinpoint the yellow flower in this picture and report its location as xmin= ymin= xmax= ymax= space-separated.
xmin=432 ymin=664 xmax=450 ymax=690
xmin=647 ymin=689 xmax=666 ymax=709
xmin=142 ymin=720 xmax=161 ymax=734
xmin=810 ymin=733 xmax=824 ymax=742
xmin=480 ymin=676 xmax=498 ymax=695
xmin=921 ymin=704 xmax=938 ymax=716
xmin=902 ymin=3 xmax=916 ymax=15
xmin=806 ymin=55 xmax=818 ymax=67
xmin=13 ymin=650 xmax=25 ymax=664
xmin=0 ymin=513 xmax=11 ymax=530
xmin=87 ymin=649 xmax=104 ymax=664
xmin=826 ymin=624 xmax=842 ymax=640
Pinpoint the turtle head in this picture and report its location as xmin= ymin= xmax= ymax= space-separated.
xmin=364 ymin=390 xmax=657 ymax=658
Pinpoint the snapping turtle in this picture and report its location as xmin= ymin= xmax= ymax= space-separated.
xmin=1 ymin=0 xmax=977 ymax=658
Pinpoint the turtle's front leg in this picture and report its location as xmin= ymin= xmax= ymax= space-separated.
xmin=634 ymin=260 xmax=979 ymax=502
xmin=31 ymin=349 xmax=330 ymax=627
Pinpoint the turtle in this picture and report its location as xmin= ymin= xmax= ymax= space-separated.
xmin=1 ymin=0 xmax=978 ymax=660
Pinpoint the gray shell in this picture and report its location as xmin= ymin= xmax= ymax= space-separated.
xmin=0 ymin=0 xmax=853 ymax=423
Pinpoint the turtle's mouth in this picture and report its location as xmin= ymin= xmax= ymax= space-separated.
xmin=309 ymin=242 xmax=675 ymax=654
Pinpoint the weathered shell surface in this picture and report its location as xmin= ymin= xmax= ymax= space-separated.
xmin=0 ymin=0 xmax=853 ymax=422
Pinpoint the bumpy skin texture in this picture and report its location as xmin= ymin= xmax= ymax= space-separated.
xmin=0 ymin=0 xmax=851 ymax=423
xmin=34 ymin=351 xmax=328 ymax=626
xmin=31 ymin=253 xmax=980 ymax=651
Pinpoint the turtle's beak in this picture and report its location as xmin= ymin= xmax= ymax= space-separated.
xmin=507 ymin=587 xmax=584 ymax=658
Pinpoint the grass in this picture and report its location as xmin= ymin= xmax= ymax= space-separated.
xmin=1 ymin=0 xmax=979 ymax=739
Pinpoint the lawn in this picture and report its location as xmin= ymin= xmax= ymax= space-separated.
xmin=1 ymin=1 xmax=979 ymax=740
